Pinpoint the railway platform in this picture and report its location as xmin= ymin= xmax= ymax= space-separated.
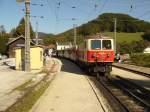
xmin=30 ymin=59 xmax=106 ymax=112
xmin=111 ymin=66 xmax=150 ymax=90
xmin=113 ymin=63 xmax=150 ymax=75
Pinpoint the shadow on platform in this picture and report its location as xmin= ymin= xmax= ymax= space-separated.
xmin=60 ymin=58 xmax=88 ymax=76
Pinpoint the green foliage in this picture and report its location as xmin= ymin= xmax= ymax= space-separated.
xmin=53 ymin=13 xmax=150 ymax=45
xmin=43 ymin=34 xmax=68 ymax=45
xmin=142 ymin=30 xmax=150 ymax=41
xmin=13 ymin=18 xmax=35 ymax=38
xmin=43 ymin=36 xmax=56 ymax=45
xmin=78 ymin=22 xmax=100 ymax=36
xmin=117 ymin=40 xmax=149 ymax=54
xmin=74 ymin=13 xmax=150 ymax=36
xmin=102 ymin=32 xmax=143 ymax=43
xmin=0 ymin=34 xmax=9 ymax=54
xmin=43 ymin=13 xmax=150 ymax=47
xmin=131 ymin=53 xmax=150 ymax=67
xmin=96 ymin=13 xmax=150 ymax=33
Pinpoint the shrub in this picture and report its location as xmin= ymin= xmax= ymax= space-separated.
xmin=131 ymin=53 xmax=150 ymax=67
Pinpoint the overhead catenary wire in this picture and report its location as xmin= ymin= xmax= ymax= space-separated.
xmin=85 ymin=0 xmax=101 ymax=21
xmin=129 ymin=0 xmax=133 ymax=13
xmin=98 ymin=0 xmax=108 ymax=15
xmin=53 ymin=0 xmax=61 ymax=21
xmin=59 ymin=0 xmax=92 ymax=16
xmin=138 ymin=10 xmax=150 ymax=18
xmin=46 ymin=0 xmax=59 ymax=21
xmin=43 ymin=0 xmax=150 ymax=34
xmin=45 ymin=0 xmax=60 ymax=33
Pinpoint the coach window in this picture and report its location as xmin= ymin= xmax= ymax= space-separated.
xmin=102 ymin=40 xmax=111 ymax=50
xmin=91 ymin=40 xmax=101 ymax=50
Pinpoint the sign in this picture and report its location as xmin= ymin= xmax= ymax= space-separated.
xmin=17 ymin=44 xmax=25 ymax=47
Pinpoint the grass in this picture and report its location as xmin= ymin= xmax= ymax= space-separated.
xmin=102 ymin=32 xmax=143 ymax=43
xmin=5 ymin=71 xmax=55 ymax=112
xmin=6 ymin=80 xmax=50 ymax=112
xmin=131 ymin=53 xmax=150 ymax=67
xmin=12 ymin=79 xmax=32 ymax=92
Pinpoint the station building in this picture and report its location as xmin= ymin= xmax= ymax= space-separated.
xmin=15 ymin=46 xmax=44 ymax=70
xmin=7 ymin=35 xmax=43 ymax=58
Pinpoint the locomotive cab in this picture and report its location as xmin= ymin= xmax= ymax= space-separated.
xmin=80 ymin=36 xmax=115 ymax=75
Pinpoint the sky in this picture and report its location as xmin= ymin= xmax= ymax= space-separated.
xmin=0 ymin=0 xmax=150 ymax=34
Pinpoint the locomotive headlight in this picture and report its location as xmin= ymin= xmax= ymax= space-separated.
xmin=92 ymin=53 xmax=97 ymax=58
xmin=107 ymin=53 xmax=111 ymax=58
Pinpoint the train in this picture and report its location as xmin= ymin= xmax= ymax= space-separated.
xmin=57 ymin=34 xmax=115 ymax=76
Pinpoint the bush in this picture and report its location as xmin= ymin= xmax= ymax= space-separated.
xmin=117 ymin=40 xmax=149 ymax=54
xmin=0 ymin=34 xmax=9 ymax=54
xmin=142 ymin=30 xmax=150 ymax=41
xmin=131 ymin=53 xmax=150 ymax=67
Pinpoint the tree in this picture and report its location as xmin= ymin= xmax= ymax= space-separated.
xmin=10 ymin=28 xmax=16 ymax=36
xmin=117 ymin=41 xmax=132 ymax=54
xmin=117 ymin=40 xmax=149 ymax=54
xmin=0 ymin=25 xmax=6 ymax=35
xmin=13 ymin=18 xmax=35 ymax=38
xmin=142 ymin=30 xmax=150 ymax=41
xmin=0 ymin=34 xmax=9 ymax=54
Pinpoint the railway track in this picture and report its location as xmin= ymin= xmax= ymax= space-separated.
xmin=112 ymin=76 xmax=150 ymax=111
xmin=98 ymin=76 xmax=148 ymax=112
xmin=82 ymin=61 xmax=150 ymax=111
xmin=85 ymin=77 xmax=107 ymax=112
xmin=85 ymin=67 xmax=150 ymax=112
xmin=86 ymin=76 xmax=129 ymax=112
xmin=60 ymin=58 xmax=150 ymax=111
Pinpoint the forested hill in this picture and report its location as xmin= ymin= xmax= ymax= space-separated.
xmin=59 ymin=13 xmax=150 ymax=36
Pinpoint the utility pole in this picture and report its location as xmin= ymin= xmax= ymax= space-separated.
xmin=114 ymin=18 xmax=117 ymax=54
xmin=35 ymin=21 xmax=39 ymax=45
xmin=25 ymin=0 xmax=31 ymax=71
xmin=73 ymin=24 xmax=77 ymax=45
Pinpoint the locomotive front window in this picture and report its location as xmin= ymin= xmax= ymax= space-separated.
xmin=91 ymin=40 xmax=101 ymax=50
xmin=102 ymin=40 xmax=111 ymax=50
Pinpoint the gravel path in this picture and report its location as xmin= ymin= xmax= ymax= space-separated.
xmin=30 ymin=59 xmax=104 ymax=112
xmin=0 ymin=58 xmax=50 ymax=111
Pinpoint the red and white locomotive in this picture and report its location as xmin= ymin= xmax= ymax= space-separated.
xmin=57 ymin=34 xmax=115 ymax=75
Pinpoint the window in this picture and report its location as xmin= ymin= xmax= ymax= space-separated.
xmin=91 ymin=40 xmax=101 ymax=50
xmin=102 ymin=40 xmax=111 ymax=50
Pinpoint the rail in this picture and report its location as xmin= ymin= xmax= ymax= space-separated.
xmin=87 ymin=75 xmax=129 ymax=112
xmin=112 ymin=76 xmax=150 ymax=111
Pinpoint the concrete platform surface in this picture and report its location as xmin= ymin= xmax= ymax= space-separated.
xmin=113 ymin=63 xmax=150 ymax=75
xmin=111 ymin=67 xmax=150 ymax=90
xmin=30 ymin=59 xmax=104 ymax=112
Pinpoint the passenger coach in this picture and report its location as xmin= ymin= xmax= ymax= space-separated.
xmin=57 ymin=34 xmax=115 ymax=76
